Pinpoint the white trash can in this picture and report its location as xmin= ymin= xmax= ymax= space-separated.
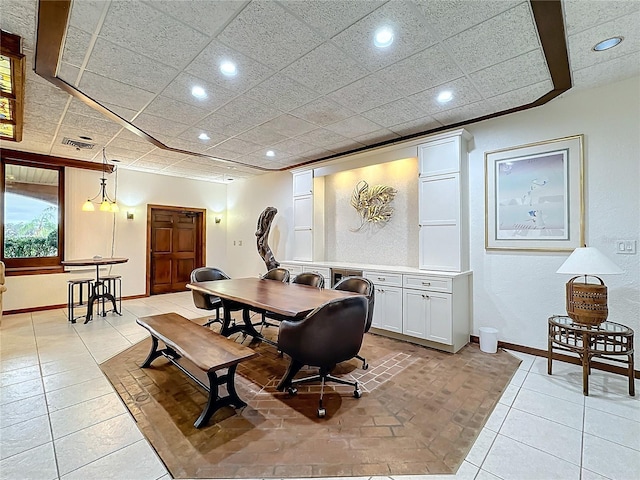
xmin=479 ymin=327 xmax=499 ymax=353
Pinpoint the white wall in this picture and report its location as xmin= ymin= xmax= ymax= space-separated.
xmin=466 ymin=76 xmax=639 ymax=353
xmin=225 ymin=170 xmax=293 ymax=278
xmin=324 ymin=157 xmax=419 ymax=267
xmin=5 ymin=168 xmax=227 ymax=310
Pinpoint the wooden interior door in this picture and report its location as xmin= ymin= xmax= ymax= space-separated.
xmin=149 ymin=207 xmax=205 ymax=295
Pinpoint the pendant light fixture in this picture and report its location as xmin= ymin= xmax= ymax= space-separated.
xmin=82 ymin=148 xmax=119 ymax=212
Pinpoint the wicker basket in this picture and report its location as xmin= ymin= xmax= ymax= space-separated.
xmin=566 ymin=275 xmax=608 ymax=326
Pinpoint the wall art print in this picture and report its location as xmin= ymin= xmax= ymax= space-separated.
xmin=485 ymin=135 xmax=584 ymax=251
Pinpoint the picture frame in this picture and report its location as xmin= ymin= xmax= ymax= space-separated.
xmin=485 ymin=134 xmax=584 ymax=251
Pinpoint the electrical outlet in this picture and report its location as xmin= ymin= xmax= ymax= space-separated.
xmin=233 ymin=240 xmax=236 ymax=246
xmin=238 ymin=240 xmax=243 ymax=246
xmin=616 ymin=240 xmax=636 ymax=254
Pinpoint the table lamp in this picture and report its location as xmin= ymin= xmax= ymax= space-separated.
xmin=556 ymin=247 xmax=623 ymax=326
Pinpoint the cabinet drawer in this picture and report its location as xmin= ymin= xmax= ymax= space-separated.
xmin=280 ymin=264 xmax=303 ymax=276
xmin=302 ymin=266 xmax=331 ymax=279
xmin=403 ymin=274 xmax=452 ymax=293
xmin=363 ymin=271 xmax=402 ymax=287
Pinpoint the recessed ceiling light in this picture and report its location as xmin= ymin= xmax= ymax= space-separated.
xmin=198 ymin=133 xmax=210 ymax=141
xmin=374 ymin=26 xmax=394 ymax=48
xmin=266 ymin=150 xmax=275 ymax=157
xmin=593 ymin=36 xmax=623 ymax=51
xmin=437 ymin=90 xmax=453 ymax=103
xmin=220 ymin=61 xmax=237 ymax=76
xmin=191 ymin=85 xmax=207 ymax=99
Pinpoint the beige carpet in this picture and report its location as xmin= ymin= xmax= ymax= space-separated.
xmin=100 ymin=322 xmax=520 ymax=478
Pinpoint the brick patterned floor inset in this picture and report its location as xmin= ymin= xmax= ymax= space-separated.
xmin=100 ymin=320 xmax=520 ymax=479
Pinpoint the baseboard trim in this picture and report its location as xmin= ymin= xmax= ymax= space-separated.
xmin=3 ymin=294 xmax=148 ymax=316
xmin=470 ymin=335 xmax=640 ymax=379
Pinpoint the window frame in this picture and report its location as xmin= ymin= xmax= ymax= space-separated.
xmin=1 ymin=157 xmax=65 ymax=275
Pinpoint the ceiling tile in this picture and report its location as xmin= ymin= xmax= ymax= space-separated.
xmin=567 ymin=12 xmax=640 ymax=71
xmin=281 ymin=43 xmax=370 ymax=94
xmin=143 ymin=149 xmax=191 ymax=163
xmin=412 ymin=0 xmax=522 ymax=39
xmin=271 ymin=138 xmax=317 ymax=156
xmin=241 ymin=150 xmax=293 ymax=167
xmin=23 ymin=115 xmax=59 ymax=136
xmin=149 ymin=0 xmax=245 ymax=37
xmin=443 ymin=2 xmax=539 ymax=73
xmin=409 ymin=77 xmax=483 ymax=115
xmin=486 ymin=79 xmax=553 ymax=112
xmin=281 ymin=0 xmax=385 ymax=38
xmin=204 ymin=146 xmax=243 ymax=160
xmin=102 ymin=103 xmax=140 ymax=122
xmin=215 ymin=96 xmax=281 ymax=123
xmin=432 ymin=100 xmax=497 ymax=125
xmin=68 ymin=0 xmax=107 ymax=34
xmin=164 ymin=136 xmax=214 ymax=154
xmin=142 ymin=96 xmax=209 ymax=126
xmin=290 ymin=97 xmax=355 ymax=126
xmin=61 ymin=111 xmax=123 ymax=138
xmin=244 ymin=74 xmax=320 ymax=112
xmin=99 ymin=1 xmax=210 ymax=68
xmin=177 ymin=128 xmax=227 ymax=148
xmin=361 ymin=98 xmax=430 ymax=129
xmin=55 ymin=126 xmax=114 ymax=148
xmin=1 ymin=1 xmax=37 ymax=50
xmin=295 ymin=128 xmax=351 ymax=149
xmin=102 ymin=147 xmax=144 ymax=164
xmin=374 ymin=44 xmax=464 ymax=96
xmin=214 ymin=138 xmax=263 ymax=155
xmin=327 ymin=75 xmax=404 ymax=113
xmin=388 ymin=115 xmax=442 ymax=137
xmin=234 ymin=125 xmax=288 ymax=146
xmin=572 ymin=54 xmax=640 ymax=90
xmin=302 ymin=147 xmax=339 ymax=161
xmin=218 ymin=1 xmax=323 ymax=70
xmin=106 ymin=138 xmax=154 ymax=157
xmin=78 ymin=71 xmax=155 ymax=111
xmin=85 ymin=38 xmax=180 ymax=93
xmin=331 ymin=1 xmax=439 ymax=71
xmin=132 ymin=112 xmax=190 ymax=138
xmin=2 ymin=136 xmax=53 ymax=154
xmin=25 ymin=80 xmax=69 ymax=111
xmin=61 ymin=26 xmax=92 ymax=67
xmin=259 ymin=114 xmax=317 ymax=137
xmin=162 ymin=72 xmax=236 ymax=111
xmin=470 ymin=49 xmax=549 ymax=98
xmin=353 ymin=128 xmax=400 ymax=146
xmin=563 ymin=0 xmax=640 ymax=36
xmin=66 ymin=98 xmax=110 ymax=121
xmin=58 ymin=63 xmax=81 ymax=86
xmin=185 ymin=40 xmax=274 ymax=93
xmin=324 ymin=115 xmax=383 ymax=138
xmin=50 ymin=141 xmax=100 ymax=161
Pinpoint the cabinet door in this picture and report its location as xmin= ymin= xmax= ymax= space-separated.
xmin=293 ymin=170 xmax=313 ymax=196
xmin=403 ymin=289 xmax=428 ymax=339
xmin=379 ymin=286 xmax=403 ymax=333
xmin=293 ymin=195 xmax=313 ymax=229
xmin=419 ymin=137 xmax=460 ymax=176
xmin=425 ymin=292 xmax=452 ymax=344
xmin=293 ymin=229 xmax=312 ymax=261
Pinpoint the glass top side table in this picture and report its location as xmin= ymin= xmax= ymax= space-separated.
xmin=547 ymin=315 xmax=635 ymax=396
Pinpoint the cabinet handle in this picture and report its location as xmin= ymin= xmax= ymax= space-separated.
xmin=422 ymin=294 xmax=430 ymax=299
xmin=422 ymin=282 xmax=431 ymax=286
xmin=377 ymin=277 xmax=385 ymax=281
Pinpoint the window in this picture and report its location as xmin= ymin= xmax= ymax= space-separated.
xmin=1 ymin=159 xmax=65 ymax=274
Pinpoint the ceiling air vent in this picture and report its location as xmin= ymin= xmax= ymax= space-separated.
xmin=62 ymin=137 xmax=96 ymax=150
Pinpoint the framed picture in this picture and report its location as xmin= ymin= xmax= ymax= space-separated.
xmin=485 ymin=134 xmax=584 ymax=251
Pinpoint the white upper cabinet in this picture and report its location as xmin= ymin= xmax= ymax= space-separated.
xmin=293 ymin=170 xmax=313 ymax=197
xmin=291 ymin=169 xmax=324 ymax=261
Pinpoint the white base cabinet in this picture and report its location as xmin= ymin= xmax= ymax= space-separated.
xmin=403 ymin=289 xmax=452 ymax=344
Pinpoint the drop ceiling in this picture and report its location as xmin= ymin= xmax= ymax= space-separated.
xmin=0 ymin=0 xmax=638 ymax=183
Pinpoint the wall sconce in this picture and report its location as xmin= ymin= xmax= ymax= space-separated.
xmin=126 ymin=210 xmax=134 ymax=220
xmin=214 ymin=216 xmax=222 ymax=224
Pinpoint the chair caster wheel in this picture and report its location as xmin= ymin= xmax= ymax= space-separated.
xmin=287 ymin=387 xmax=298 ymax=396
xmin=317 ymin=407 xmax=326 ymax=418
xmin=354 ymin=388 xmax=362 ymax=398
xmin=362 ymin=362 xmax=369 ymax=370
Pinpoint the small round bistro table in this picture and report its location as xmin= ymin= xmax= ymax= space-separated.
xmin=547 ymin=315 xmax=634 ymax=397
xmin=62 ymin=257 xmax=128 ymax=324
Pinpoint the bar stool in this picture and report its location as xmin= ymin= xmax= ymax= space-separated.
xmin=99 ymin=274 xmax=122 ymax=316
xmin=67 ymin=278 xmax=94 ymax=323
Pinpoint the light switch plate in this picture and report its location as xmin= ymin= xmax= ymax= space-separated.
xmin=616 ymin=240 xmax=637 ymax=254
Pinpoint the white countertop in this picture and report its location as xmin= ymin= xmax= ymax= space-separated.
xmin=279 ymin=260 xmax=472 ymax=277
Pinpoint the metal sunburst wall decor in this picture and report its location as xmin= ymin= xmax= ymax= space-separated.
xmin=350 ymin=180 xmax=397 ymax=232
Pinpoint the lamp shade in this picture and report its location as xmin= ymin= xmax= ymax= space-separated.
xmin=556 ymin=247 xmax=623 ymax=275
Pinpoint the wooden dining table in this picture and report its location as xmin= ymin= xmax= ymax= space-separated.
xmin=62 ymin=257 xmax=128 ymax=324
xmin=186 ymin=277 xmax=361 ymax=343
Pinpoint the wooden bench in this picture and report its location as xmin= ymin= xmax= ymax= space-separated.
xmin=136 ymin=313 xmax=257 ymax=428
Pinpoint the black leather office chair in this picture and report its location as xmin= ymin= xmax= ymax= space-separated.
xmin=276 ymin=295 xmax=368 ymax=417
xmin=262 ymin=267 xmax=290 ymax=282
xmin=334 ymin=276 xmax=375 ymax=369
xmin=190 ymin=267 xmax=230 ymax=327
xmin=292 ymin=272 xmax=324 ymax=288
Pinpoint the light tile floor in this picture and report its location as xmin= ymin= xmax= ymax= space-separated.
xmin=1 ymin=292 xmax=638 ymax=480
